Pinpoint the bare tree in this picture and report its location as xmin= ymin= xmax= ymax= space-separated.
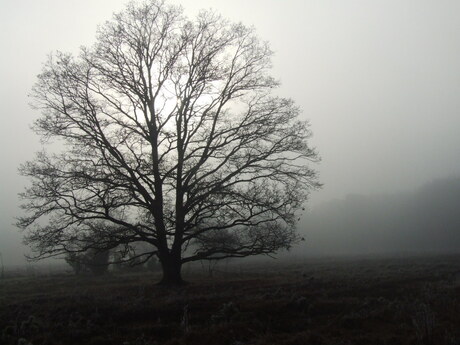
xmin=18 ymin=0 xmax=320 ymax=285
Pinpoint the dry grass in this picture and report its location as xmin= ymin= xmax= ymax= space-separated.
xmin=2 ymin=254 xmax=460 ymax=345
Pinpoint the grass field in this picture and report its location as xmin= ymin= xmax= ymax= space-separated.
xmin=2 ymin=254 xmax=460 ymax=345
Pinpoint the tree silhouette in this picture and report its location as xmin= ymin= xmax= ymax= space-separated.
xmin=65 ymin=248 xmax=110 ymax=276
xmin=18 ymin=0 xmax=320 ymax=285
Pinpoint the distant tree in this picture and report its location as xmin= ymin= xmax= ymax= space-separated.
xmin=17 ymin=0 xmax=320 ymax=285
xmin=65 ymin=248 xmax=110 ymax=275
xmin=86 ymin=249 xmax=110 ymax=275
xmin=65 ymin=252 xmax=85 ymax=275
xmin=112 ymin=247 xmax=146 ymax=272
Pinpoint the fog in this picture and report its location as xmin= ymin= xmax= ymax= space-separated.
xmin=297 ymin=176 xmax=460 ymax=256
xmin=2 ymin=0 xmax=460 ymax=266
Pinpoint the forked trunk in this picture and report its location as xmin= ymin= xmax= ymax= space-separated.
xmin=158 ymin=253 xmax=185 ymax=286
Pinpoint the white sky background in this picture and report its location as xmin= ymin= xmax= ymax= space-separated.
xmin=1 ymin=0 xmax=460 ymax=265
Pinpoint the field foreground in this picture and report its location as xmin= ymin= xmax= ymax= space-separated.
xmin=2 ymin=255 xmax=460 ymax=345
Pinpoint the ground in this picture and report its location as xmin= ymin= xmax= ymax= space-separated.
xmin=2 ymin=254 xmax=460 ymax=345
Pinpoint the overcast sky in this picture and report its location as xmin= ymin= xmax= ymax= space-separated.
xmin=1 ymin=0 xmax=460 ymax=265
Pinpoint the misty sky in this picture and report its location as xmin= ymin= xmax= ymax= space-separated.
xmin=1 ymin=0 xmax=460 ymax=265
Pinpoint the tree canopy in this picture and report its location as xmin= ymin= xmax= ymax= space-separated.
xmin=18 ymin=0 xmax=320 ymax=284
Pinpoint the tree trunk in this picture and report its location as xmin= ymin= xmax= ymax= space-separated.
xmin=158 ymin=253 xmax=185 ymax=286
